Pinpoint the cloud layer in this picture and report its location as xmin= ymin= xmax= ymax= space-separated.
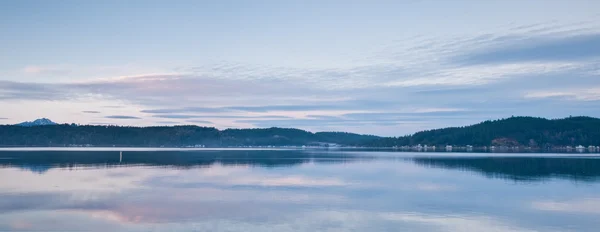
xmin=0 ymin=2 xmax=599 ymax=135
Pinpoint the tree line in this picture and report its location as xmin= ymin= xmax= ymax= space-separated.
xmin=363 ymin=116 xmax=600 ymax=147
xmin=0 ymin=125 xmax=379 ymax=147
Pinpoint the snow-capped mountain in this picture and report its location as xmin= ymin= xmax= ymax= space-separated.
xmin=16 ymin=118 xmax=58 ymax=127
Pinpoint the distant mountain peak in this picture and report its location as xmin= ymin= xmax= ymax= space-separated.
xmin=16 ymin=118 xmax=58 ymax=127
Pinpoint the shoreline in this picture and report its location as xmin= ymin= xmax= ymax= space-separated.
xmin=0 ymin=146 xmax=599 ymax=154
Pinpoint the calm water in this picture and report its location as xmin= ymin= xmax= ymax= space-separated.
xmin=1 ymin=150 xmax=599 ymax=231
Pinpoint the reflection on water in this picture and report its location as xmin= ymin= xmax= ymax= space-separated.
xmin=412 ymin=156 xmax=600 ymax=182
xmin=0 ymin=150 xmax=375 ymax=173
xmin=1 ymin=150 xmax=600 ymax=231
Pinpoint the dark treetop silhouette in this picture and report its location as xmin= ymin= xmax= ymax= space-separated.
xmin=2 ymin=116 xmax=600 ymax=147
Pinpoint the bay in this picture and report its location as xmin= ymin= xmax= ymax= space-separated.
xmin=1 ymin=149 xmax=599 ymax=231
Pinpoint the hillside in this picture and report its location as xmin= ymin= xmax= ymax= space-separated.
xmin=363 ymin=116 xmax=600 ymax=147
xmin=220 ymin=128 xmax=379 ymax=146
xmin=0 ymin=124 xmax=378 ymax=147
xmin=3 ymin=116 xmax=599 ymax=148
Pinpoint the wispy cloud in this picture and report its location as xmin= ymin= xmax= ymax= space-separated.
xmin=141 ymin=107 xmax=229 ymax=114
xmin=0 ymin=81 xmax=69 ymax=101
xmin=306 ymin=115 xmax=342 ymax=120
xmin=191 ymin=115 xmax=292 ymax=119
xmin=82 ymin=111 xmax=101 ymax=114
xmin=226 ymin=105 xmax=339 ymax=112
xmin=105 ymin=115 xmax=141 ymax=119
xmin=152 ymin=114 xmax=201 ymax=119
xmin=524 ymin=87 xmax=600 ymax=101
xmin=186 ymin=120 xmax=213 ymax=124
xmin=453 ymin=34 xmax=600 ymax=65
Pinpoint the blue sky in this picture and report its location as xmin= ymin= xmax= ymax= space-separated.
xmin=1 ymin=0 xmax=599 ymax=136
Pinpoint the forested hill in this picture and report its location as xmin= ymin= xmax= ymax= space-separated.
xmin=3 ymin=116 xmax=599 ymax=148
xmin=364 ymin=116 xmax=600 ymax=147
xmin=0 ymin=124 xmax=379 ymax=147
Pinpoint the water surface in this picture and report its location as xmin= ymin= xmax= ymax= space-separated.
xmin=1 ymin=150 xmax=599 ymax=231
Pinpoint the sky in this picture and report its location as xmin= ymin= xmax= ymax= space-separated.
xmin=0 ymin=0 xmax=599 ymax=136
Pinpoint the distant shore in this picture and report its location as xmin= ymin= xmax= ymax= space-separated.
xmin=1 ymin=146 xmax=599 ymax=154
